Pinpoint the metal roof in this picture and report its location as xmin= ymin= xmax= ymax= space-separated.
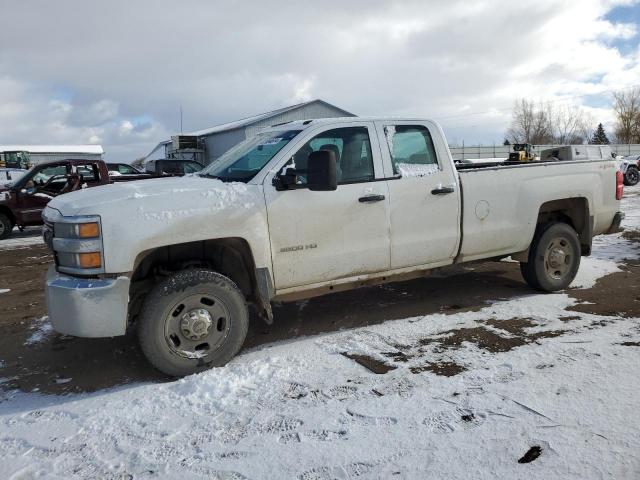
xmin=187 ymin=99 xmax=355 ymax=137
xmin=0 ymin=145 xmax=104 ymax=154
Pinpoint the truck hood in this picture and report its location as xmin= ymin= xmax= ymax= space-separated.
xmin=48 ymin=175 xmax=258 ymax=216
xmin=46 ymin=175 xmax=268 ymax=273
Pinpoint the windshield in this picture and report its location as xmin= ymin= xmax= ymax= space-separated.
xmin=200 ymin=129 xmax=301 ymax=182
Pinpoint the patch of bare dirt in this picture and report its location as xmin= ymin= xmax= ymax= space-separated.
xmin=409 ymin=361 xmax=467 ymax=376
xmin=622 ymin=229 xmax=640 ymax=242
xmin=340 ymin=353 xmax=396 ymax=374
xmin=437 ymin=327 xmax=530 ymax=353
xmin=568 ymin=262 xmax=640 ymax=318
xmin=0 ymin=245 xmax=51 ymax=323
xmin=483 ymin=318 xmax=536 ymax=335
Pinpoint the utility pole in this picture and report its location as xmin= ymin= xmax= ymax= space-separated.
xmin=180 ymin=105 xmax=183 ymax=134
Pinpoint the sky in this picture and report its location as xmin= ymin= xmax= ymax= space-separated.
xmin=1 ymin=0 xmax=639 ymax=161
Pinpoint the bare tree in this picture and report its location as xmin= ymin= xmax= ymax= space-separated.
xmin=551 ymin=104 xmax=592 ymax=144
xmin=613 ymin=87 xmax=640 ymax=144
xmin=507 ymin=99 xmax=592 ymax=145
xmin=507 ymin=99 xmax=553 ymax=144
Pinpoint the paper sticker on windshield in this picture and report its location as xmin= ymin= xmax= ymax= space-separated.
xmin=259 ymin=138 xmax=283 ymax=146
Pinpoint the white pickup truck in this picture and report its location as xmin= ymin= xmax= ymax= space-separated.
xmin=42 ymin=117 xmax=624 ymax=376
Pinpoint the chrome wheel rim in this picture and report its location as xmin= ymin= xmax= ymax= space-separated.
xmin=164 ymin=293 xmax=231 ymax=359
xmin=629 ymin=169 xmax=639 ymax=184
xmin=544 ymin=238 xmax=573 ymax=280
xmin=0 ymin=221 xmax=5 ymax=237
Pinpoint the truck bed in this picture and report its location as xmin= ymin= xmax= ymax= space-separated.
xmin=456 ymin=158 xmax=620 ymax=262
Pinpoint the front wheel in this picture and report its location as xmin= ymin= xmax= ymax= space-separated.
xmin=520 ymin=222 xmax=581 ymax=292
xmin=624 ymin=166 xmax=639 ymax=186
xmin=138 ymin=269 xmax=249 ymax=376
xmin=0 ymin=213 xmax=14 ymax=240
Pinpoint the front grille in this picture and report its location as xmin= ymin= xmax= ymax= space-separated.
xmin=42 ymin=221 xmax=59 ymax=268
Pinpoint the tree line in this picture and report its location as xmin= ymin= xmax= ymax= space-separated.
xmin=506 ymin=87 xmax=640 ymax=145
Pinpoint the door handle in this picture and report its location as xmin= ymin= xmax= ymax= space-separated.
xmin=431 ymin=186 xmax=455 ymax=195
xmin=358 ymin=194 xmax=386 ymax=203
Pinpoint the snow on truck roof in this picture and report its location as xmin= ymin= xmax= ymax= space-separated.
xmin=0 ymin=145 xmax=104 ymax=154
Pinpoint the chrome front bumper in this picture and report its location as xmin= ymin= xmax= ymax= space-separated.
xmin=45 ymin=265 xmax=130 ymax=337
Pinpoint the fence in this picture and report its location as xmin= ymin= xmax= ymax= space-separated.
xmin=449 ymin=144 xmax=640 ymax=160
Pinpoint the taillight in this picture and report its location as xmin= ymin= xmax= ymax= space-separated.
xmin=616 ymin=170 xmax=624 ymax=200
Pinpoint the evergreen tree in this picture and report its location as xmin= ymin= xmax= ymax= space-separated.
xmin=503 ymin=138 xmax=511 ymax=146
xmin=590 ymin=123 xmax=610 ymax=144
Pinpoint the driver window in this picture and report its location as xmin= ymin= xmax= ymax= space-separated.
xmin=29 ymin=165 xmax=69 ymax=194
xmin=287 ymin=127 xmax=374 ymax=185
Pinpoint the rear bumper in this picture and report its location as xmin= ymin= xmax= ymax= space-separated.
xmin=45 ymin=265 xmax=129 ymax=337
xmin=606 ymin=211 xmax=625 ymax=234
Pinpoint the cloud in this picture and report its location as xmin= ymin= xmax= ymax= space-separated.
xmin=0 ymin=0 xmax=639 ymax=159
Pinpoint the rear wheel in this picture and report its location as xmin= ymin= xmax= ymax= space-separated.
xmin=138 ymin=269 xmax=249 ymax=376
xmin=0 ymin=213 xmax=14 ymax=240
xmin=520 ymin=222 xmax=581 ymax=292
xmin=624 ymin=166 xmax=639 ymax=186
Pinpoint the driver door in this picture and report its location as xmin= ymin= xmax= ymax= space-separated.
xmin=17 ymin=164 xmax=69 ymax=225
xmin=265 ymin=123 xmax=391 ymax=290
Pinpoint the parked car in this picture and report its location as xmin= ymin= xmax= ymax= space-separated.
xmin=144 ymin=159 xmax=204 ymax=176
xmin=617 ymin=157 xmax=640 ymax=186
xmin=106 ymin=162 xmax=144 ymax=176
xmin=43 ymin=117 xmax=624 ymax=376
xmin=1 ymin=159 xmax=117 ymax=239
xmin=0 ymin=168 xmax=27 ymax=183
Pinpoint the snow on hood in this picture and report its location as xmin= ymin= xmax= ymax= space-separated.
xmin=48 ymin=175 xmax=257 ymax=218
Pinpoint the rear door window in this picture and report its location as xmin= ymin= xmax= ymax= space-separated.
xmin=74 ymin=164 xmax=99 ymax=182
xmin=384 ymin=125 xmax=439 ymax=177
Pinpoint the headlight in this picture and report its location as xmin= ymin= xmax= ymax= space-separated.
xmin=44 ymin=213 xmax=104 ymax=275
xmin=54 ymin=221 xmax=100 ymax=239
xmin=56 ymin=252 xmax=102 ymax=269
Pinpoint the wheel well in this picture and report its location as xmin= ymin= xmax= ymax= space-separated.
xmin=536 ymin=198 xmax=591 ymax=255
xmin=0 ymin=206 xmax=16 ymax=225
xmin=128 ymin=238 xmax=260 ymax=324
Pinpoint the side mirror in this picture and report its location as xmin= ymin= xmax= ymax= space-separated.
xmin=307 ymin=150 xmax=337 ymax=191
xmin=272 ymin=167 xmax=297 ymax=191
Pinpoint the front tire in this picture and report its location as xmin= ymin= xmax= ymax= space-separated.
xmin=0 ymin=213 xmax=14 ymax=240
xmin=520 ymin=222 xmax=581 ymax=292
xmin=138 ymin=269 xmax=249 ymax=376
xmin=624 ymin=166 xmax=639 ymax=186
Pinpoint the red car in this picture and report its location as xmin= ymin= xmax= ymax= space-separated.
xmin=0 ymin=159 xmax=112 ymax=239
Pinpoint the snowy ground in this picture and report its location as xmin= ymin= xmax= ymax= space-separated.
xmin=1 ymin=190 xmax=640 ymax=479
xmin=0 ymin=227 xmax=43 ymax=250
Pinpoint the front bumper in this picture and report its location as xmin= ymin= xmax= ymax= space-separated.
xmin=606 ymin=211 xmax=625 ymax=234
xmin=45 ymin=265 xmax=130 ymax=337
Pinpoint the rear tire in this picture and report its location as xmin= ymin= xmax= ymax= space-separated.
xmin=0 ymin=213 xmax=14 ymax=240
xmin=520 ymin=222 xmax=581 ymax=292
xmin=138 ymin=269 xmax=249 ymax=377
xmin=624 ymin=166 xmax=639 ymax=186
